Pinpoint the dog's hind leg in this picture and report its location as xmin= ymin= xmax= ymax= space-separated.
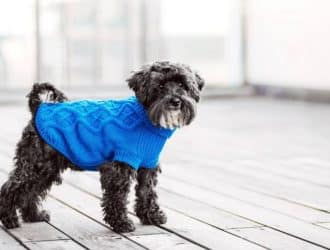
xmin=134 ymin=166 xmax=167 ymax=225
xmin=0 ymin=161 xmax=48 ymax=228
xmin=0 ymin=123 xmax=67 ymax=228
xmin=99 ymin=161 xmax=136 ymax=233
xmin=18 ymin=163 xmax=63 ymax=223
xmin=0 ymin=179 xmax=21 ymax=228
xmin=19 ymin=195 xmax=50 ymax=223
xmin=18 ymin=147 xmax=67 ymax=224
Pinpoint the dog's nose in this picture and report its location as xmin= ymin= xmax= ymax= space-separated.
xmin=170 ymin=98 xmax=181 ymax=108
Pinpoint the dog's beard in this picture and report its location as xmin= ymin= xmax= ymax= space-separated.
xmin=159 ymin=110 xmax=182 ymax=129
xmin=148 ymin=95 xmax=196 ymax=129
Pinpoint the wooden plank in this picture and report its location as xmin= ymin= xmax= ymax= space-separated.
xmin=8 ymin=223 xmax=68 ymax=242
xmin=4 ymin=221 xmax=86 ymax=250
xmin=25 ymin=240 xmax=85 ymax=250
xmin=162 ymin=163 xmax=330 ymax=223
xmin=44 ymin=199 xmax=145 ymax=250
xmin=0 ymin=172 xmax=144 ymax=249
xmin=164 ymin=156 xmax=330 ymax=211
xmin=74 ymin=172 xmax=327 ymax=250
xmin=66 ymin=172 xmax=259 ymax=230
xmin=0 ymin=227 xmax=27 ymax=249
xmin=0 ymin=146 xmax=326 ymax=250
xmin=57 ymin=172 xmax=265 ymax=250
xmin=0 ymin=130 xmax=321 ymax=225
xmin=0 ymin=157 xmax=200 ymax=250
xmin=63 ymin=172 xmax=267 ymax=249
xmin=125 ymin=234 xmax=197 ymax=250
xmin=0 ymin=174 xmax=88 ymax=250
xmin=49 ymin=181 xmax=206 ymax=250
xmin=316 ymin=223 xmax=330 ymax=230
xmin=0 ymin=146 xmax=266 ymax=248
xmin=157 ymin=190 xmax=323 ymax=250
xmin=157 ymin=189 xmax=259 ymax=230
xmin=159 ymin=208 xmax=264 ymax=250
xmin=1 ymin=139 xmax=328 ymax=225
xmin=165 ymin=147 xmax=330 ymax=184
xmin=158 ymin=176 xmax=330 ymax=249
xmin=227 ymin=226 xmax=323 ymax=250
xmin=232 ymin=159 xmax=330 ymax=188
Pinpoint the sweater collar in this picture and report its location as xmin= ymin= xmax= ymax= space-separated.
xmin=128 ymin=96 xmax=176 ymax=138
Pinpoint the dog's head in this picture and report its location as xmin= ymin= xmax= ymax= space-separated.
xmin=127 ymin=61 xmax=204 ymax=129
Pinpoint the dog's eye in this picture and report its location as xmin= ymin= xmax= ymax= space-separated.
xmin=179 ymin=82 xmax=188 ymax=90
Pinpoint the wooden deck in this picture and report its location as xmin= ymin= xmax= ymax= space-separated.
xmin=0 ymin=97 xmax=329 ymax=249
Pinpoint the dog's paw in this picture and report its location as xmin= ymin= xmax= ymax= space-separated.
xmin=112 ymin=218 xmax=135 ymax=233
xmin=1 ymin=216 xmax=20 ymax=229
xmin=22 ymin=210 xmax=50 ymax=223
xmin=139 ymin=210 xmax=167 ymax=225
xmin=37 ymin=210 xmax=50 ymax=222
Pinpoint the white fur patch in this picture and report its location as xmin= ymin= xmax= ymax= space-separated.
xmin=159 ymin=114 xmax=167 ymax=128
xmin=39 ymin=91 xmax=54 ymax=103
xmin=159 ymin=110 xmax=184 ymax=129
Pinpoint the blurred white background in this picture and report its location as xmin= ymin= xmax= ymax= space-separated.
xmin=1 ymin=0 xmax=330 ymax=93
xmin=246 ymin=0 xmax=330 ymax=90
xmin=0 ymin=0 xmax=243 ymax=91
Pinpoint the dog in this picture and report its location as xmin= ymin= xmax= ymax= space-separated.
xmin=0 ymin=61 xmax=204 ymax=233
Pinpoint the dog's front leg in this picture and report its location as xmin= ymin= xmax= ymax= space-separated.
xmin=99 ymin=161 xmax=136 ymax=233
xmin=135 ymin=166 xmax=167 ymax=225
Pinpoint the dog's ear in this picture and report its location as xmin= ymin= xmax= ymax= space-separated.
xmin=195 ymin=72 xmax=205 ymax=91
xmin=126 ymin=68 xmax=149 ymax=92
xmin=126 ymin=66 xmax=151 ymax=103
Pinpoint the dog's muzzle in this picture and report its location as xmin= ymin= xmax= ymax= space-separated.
xmin=149 ymin=95 xmax=196 ymax=129
xmin=168 ymin=97 xmax=182 ymax=110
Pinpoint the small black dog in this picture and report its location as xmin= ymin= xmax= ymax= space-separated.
xmin=0 ymin=61 xmax=204 ymax=233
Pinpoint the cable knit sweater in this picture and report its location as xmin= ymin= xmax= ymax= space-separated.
xmin=35 ymin=97 xmax=175 ymax=170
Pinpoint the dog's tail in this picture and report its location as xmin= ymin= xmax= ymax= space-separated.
xmin=27 ymin=82 xmax=68 ymax=115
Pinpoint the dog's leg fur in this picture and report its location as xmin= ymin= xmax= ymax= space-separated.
xmin=0 ymin=122 xmax=68 ymax=228
xmin=99 ymin=161 xmax=136 ymax=233
xmin=134 ymin=166 xmax=167 ymax=225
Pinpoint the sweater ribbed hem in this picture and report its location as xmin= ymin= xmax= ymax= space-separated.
xmin=113 ymin=151 xmax=141 ymax=169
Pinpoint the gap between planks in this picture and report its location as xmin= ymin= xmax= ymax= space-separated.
xmin=0 ymin=139 xmax=326 ymax=250
xmin=0 ymin=168 xmax=205 ymax=250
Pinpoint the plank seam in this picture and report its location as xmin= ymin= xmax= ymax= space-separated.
xmin=0 ymin=225 xmax=30 ymax=250
xmin=159 ymin=187 xmax=330 ymax=250
xmin=0 ymin=141 xmax=328 ymax=249
xmin=66 ymin=178 xmax=267 ymax=250
xmin=160 ymin=205 xmax=269 ymax=249
xmin=0 ymin=165 xmax=149 ymax=250
xmin=64 ymin=181 xmax=212 ymax=250
xmin=45 ymin=222 xmax=90 ymax=249
xmin=163 ymin=173 xmax=330 ymax=225
xmin=163 ymin=166 xmax=330 ymax=214
xmin=48 ymin=195 xmax=150 ymax=250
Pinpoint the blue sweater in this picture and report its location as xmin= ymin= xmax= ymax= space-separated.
xmin=35 ymin=97 xmax=175 ymax=170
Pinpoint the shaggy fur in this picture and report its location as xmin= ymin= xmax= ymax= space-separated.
xmin=135 ymin=167 xmax=167 ymax=225
xmin=100 ymin=162 xmax=136 ymax=232
xmin=0 ymin=61 xmax=204 ymax=233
